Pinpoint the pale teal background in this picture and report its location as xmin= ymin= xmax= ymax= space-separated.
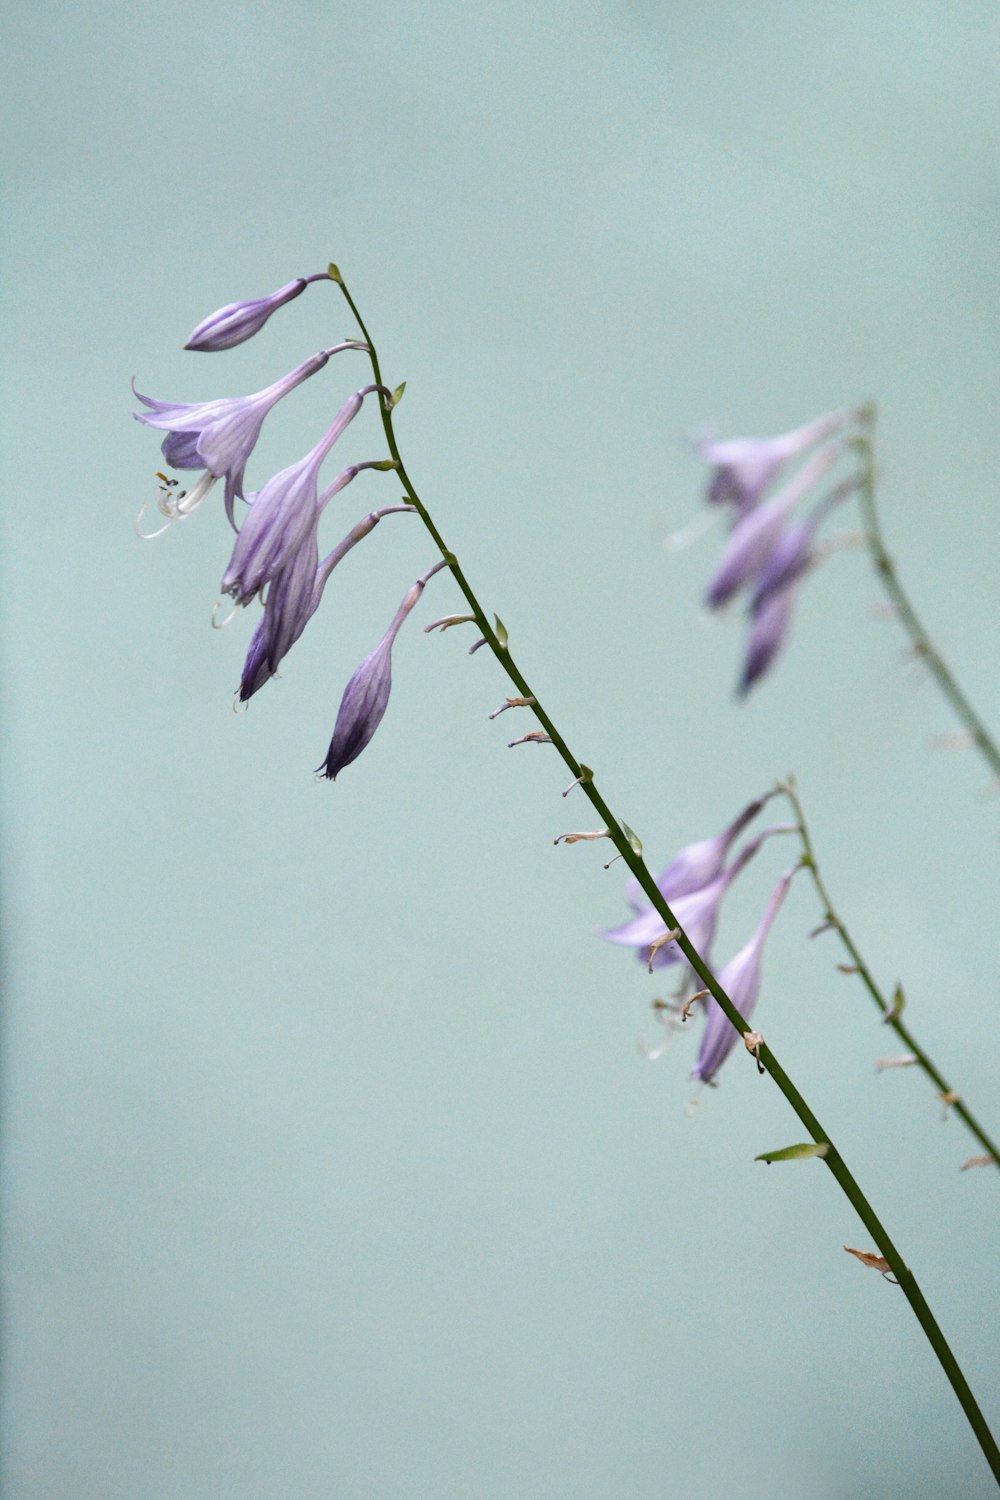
xmin=2 ymin=3 xmax=999 ymax=1497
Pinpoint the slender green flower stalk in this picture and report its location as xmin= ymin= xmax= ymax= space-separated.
xmin=330 ymin=266 xmax=1000 ymax=1485
xmin=856 ymin=409 xmax=1000 ymax=783
xmin=781 ymin=775 xmax=1000 ymax=1172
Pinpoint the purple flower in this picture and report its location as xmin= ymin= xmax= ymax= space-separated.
xmin=133 ymin=345 xmax=363 ymax=529
xmin=239 ymin=502 xmax=415 ymax=702
xmin=221 ymin=384 xmax=386 ymax=607
xmin=603 ymin=824 xmax=787 ymax=972
xmin=184 ymin=279 xmax=309 ymax=352
xmin=704 ymin=441 xmax=843 ymax=609
xmin=692 ymin=863 xmax=798 ymax=1084
xmin=622 ymin=792 xmax=774 ymax=913
xmin=695 ymin=409 xmax=851 ymax=514
xmin=739 ymin=586 xmax=800 ymax=697
xmin=319 ymin=559 xmax=447 ymax=780
xmin=735 ymin=477 xmax=859 ymax=696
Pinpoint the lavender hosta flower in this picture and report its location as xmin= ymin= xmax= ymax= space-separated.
xmin=734 ymin=477 xmax=859 ymax=697
xmin=739 ymin=586 xmax=800 ymax=697
xmin=184 ymin=277 xmax=321 ymax=352
xmin=319 ymin=559 xmax=448 ymax=780
xmin=692 ymin=863 xmax=799 ymax=1085
xmin=133 ymin=344 xmax=364 ymax=530
xmin=750 ymin=476 xmax=857 ymax=610
xmin=221 ymin=384 xmax=388 ymax=607
xmin=695 ymin=408 xmax=852 ymax=514
xmin=623 ymin=791 xmax=774 ymax=913
xmin=604 ymin=824 xmax=788 ymax=972
xmin=239 ymin=503 xmax=416 ymax=702
xmin=704 ymin=441 xmax=843 ymax=609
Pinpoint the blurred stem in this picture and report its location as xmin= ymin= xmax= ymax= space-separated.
xmin=334 ymin=271 xmax=1000 ymax=1485
xmin=857 ymin=413 xmax=1000 ymax=782
xmin=782 ymin=775 xmax=999 ymax=1170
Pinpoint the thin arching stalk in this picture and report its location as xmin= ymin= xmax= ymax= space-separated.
xmin=782 ymin=774 xmax=999 ymax=1170
xmin=329 ymin=266 xmax=1000 ymax=1484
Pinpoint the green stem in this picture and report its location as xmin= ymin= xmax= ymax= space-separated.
xmin=333 ymin=271 xmax=1000 ymax=1485
xmin=857 ymin=415 xmax=1000 ymax=782
xmin=783 ymin=775 xmax=999 ymax=1171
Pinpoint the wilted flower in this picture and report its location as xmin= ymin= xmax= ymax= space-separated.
xmin=184 ymin=274 xmax=331 ymax=352
xmin=239 ymin=502 xmax=415 ymax=702
xmin=221 ymin=383 xmax=387 ymax=606
xmin=692 ymin=863 xmax=798 ymax=1084
xmin=603 ymin=823 xmax=788 ymax=972
xmin=319 ymin=559 xmax=448 ymax=780
xmin=695 ymin=408 xmax=851 ymax=514
xmin=133 ymin=344 xmax=365 ymax=529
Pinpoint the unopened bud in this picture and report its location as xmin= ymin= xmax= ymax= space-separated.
xmin=507 ymin=731 xmax=552 ymax=748
xmin=553 ymin=829 xmax=609 ymax=846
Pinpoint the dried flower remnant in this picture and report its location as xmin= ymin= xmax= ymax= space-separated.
xmin=319 ymin=560 xmax=447 ymax=780
xmin=843 ymin=1246 xmax=898 ymax=1283
xmin=960 ymin=1155 xmax=995 ymax=1172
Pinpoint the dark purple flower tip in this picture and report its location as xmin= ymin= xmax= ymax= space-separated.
xmin=319 ymin=559 xmax=446 ymax=781
xmin=738 ymin=587 xmax=798 ymax=697
xmin=184 ymin=279 xmax=308 ymax=352
xmin=692 ymin=862 xmax=798 ymax=1084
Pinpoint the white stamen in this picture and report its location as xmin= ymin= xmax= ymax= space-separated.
xmin=662 ymin=509 xmax=714 ymax=553
xmin=211 ymin=600 xmax=238 ymax=630
xmin=134 ymin=502 xmax=175 ymax=540
xmin=424 ymin=613 xmax=476 ymax=634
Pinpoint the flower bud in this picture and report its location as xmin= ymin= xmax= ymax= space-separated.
xmin=184 ymin=279 xmax=308 ymax=352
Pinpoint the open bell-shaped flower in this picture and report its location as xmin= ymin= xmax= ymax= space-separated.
xmin=695 ymin=408 xmax=852 ymax=514
xmin=692 ymin=863 xmax=798 ymax=1084
xmin=132 ymin=344 xmax=363 ymax=529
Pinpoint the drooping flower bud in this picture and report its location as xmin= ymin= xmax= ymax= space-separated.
xmin=704 ymin=442 xmax=843 ymax=609
xmin=692 ymin=863 xmax=798 ymax=1084
xmin=319 ymin=560 xmax=447 ymax=780
xmin=184 ymin=279 xmax=308 ymax=352
xmin=221 ymin=384 xmax=387 ymax=606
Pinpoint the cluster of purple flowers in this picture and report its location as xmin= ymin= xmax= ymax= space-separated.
xmin=133 ymin=272 xmax=441 ymax=778
xmin=602 ymin=793 xmax=798 ymax=1084
xmin=695 ymin=409 xmax=863 ymax=694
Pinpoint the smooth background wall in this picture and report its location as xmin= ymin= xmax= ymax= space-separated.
xmin=2 ymin=4 xmax=999 ymax=1497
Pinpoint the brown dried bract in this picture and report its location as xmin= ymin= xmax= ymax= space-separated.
xmin=844 ymin=1245 xmax=898 ymax=1283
